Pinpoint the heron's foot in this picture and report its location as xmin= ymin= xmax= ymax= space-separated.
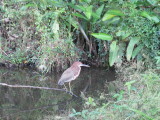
xmin=62 ymin=84 xmax=68 ymax=91
xmin=69 ymin=90 xmax=74 ymax=94
xmin=63 ymin=87 xmax=68 ymax=91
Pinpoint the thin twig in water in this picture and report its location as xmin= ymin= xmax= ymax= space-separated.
xmin=0 ymin=83 xmax=78 ymax=97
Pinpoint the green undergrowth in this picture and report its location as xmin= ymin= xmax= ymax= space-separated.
xmin=0 ymin=0 xmax=159 ymax=71
xmin=69 ymin=67 xmax=160 ymax=120
xmin=0 ymin=0 xmax=79 ymax=72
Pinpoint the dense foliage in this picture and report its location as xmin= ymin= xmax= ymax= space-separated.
xmin=0 ymin=0 xmax=159 ymax=71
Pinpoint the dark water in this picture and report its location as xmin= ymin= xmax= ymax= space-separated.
xmin=0 ymin=67 xmax=116 ymax=120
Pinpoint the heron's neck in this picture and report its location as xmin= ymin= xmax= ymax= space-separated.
xmin=71 ymin=65 xmax=81 ymax=78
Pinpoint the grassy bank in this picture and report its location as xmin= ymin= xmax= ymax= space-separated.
xmin=68 ymin=66 xmax=160 ymax=120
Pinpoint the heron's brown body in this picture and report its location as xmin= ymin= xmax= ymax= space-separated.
xmin=58 ymin=62 xmax=90 ymax=91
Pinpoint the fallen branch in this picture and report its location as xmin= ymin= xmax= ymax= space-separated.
xmin=78 ymin=22 xmax=92 ymax=54
xmin=0 ymin=83 xmax=78 ymax=97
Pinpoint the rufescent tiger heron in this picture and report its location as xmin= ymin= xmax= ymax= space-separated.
xmin=58 ymin=61 xmax=90 ymax=93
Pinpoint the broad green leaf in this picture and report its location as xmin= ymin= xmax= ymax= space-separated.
xmin=126 ymin=37 xmax=140 ymax=61
xmin=96 ymin=4 xmax=104 ymax=17
xmin=107 ymin=17 xmax=120 ymax=24
xmin=76 ymin=5 xmax=85 ymax=11
xmin=132 ymin=44 xmax=144 ymax=59
xmin=107 ymin=10 xmax=124 ymax=16
xmin=73 ymin=13 xmax=88 ymax=20
xmin=84 ymin=5 xmax=93 ymax=20
xmin=92 ymin=4 xmax=104 ymax=23
xmin=92 ymin=12 xmax=99 ymax=19
xmin=91 ymin=33 xmax=113 ymax=41
xmin=102 ymin=10 xmax=124 ymax=21
xmin=141 ymin=11 xmax=151 ymax=20
xmin=68 ymin=3 xmax=83 ymax=11
xmin=116 ymin=43 xmax=126 ymax=64
xmin=151 ymin=16 xmax=160 ymax=23
xmin=109 ymin=41 xmax=119 ymax=66
xmin=141 ymin=11 xmax=159 ymax=23
xmin=102 ymin=14 xmax=116 ymax=21
xmin=72 ymin=109 xmax=76 ymax=113
xmin=92 ymin=13 xmax=100 ymax=23
xmin=110 ymin=41 xmax=117 ymax=52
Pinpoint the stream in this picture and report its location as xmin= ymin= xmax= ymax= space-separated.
xmin=0 ymin=67 xmax=116 ymax=120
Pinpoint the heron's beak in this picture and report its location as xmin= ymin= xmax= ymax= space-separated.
xmin=81 ymin=64 xmax=90 ymax=67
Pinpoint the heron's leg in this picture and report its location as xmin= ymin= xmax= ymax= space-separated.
xmin=69 ymin=82 xmax=72 ymax=93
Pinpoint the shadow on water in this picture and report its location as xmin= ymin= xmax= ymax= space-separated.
xmin=0 ymin=67 xmax=116 ymax=120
